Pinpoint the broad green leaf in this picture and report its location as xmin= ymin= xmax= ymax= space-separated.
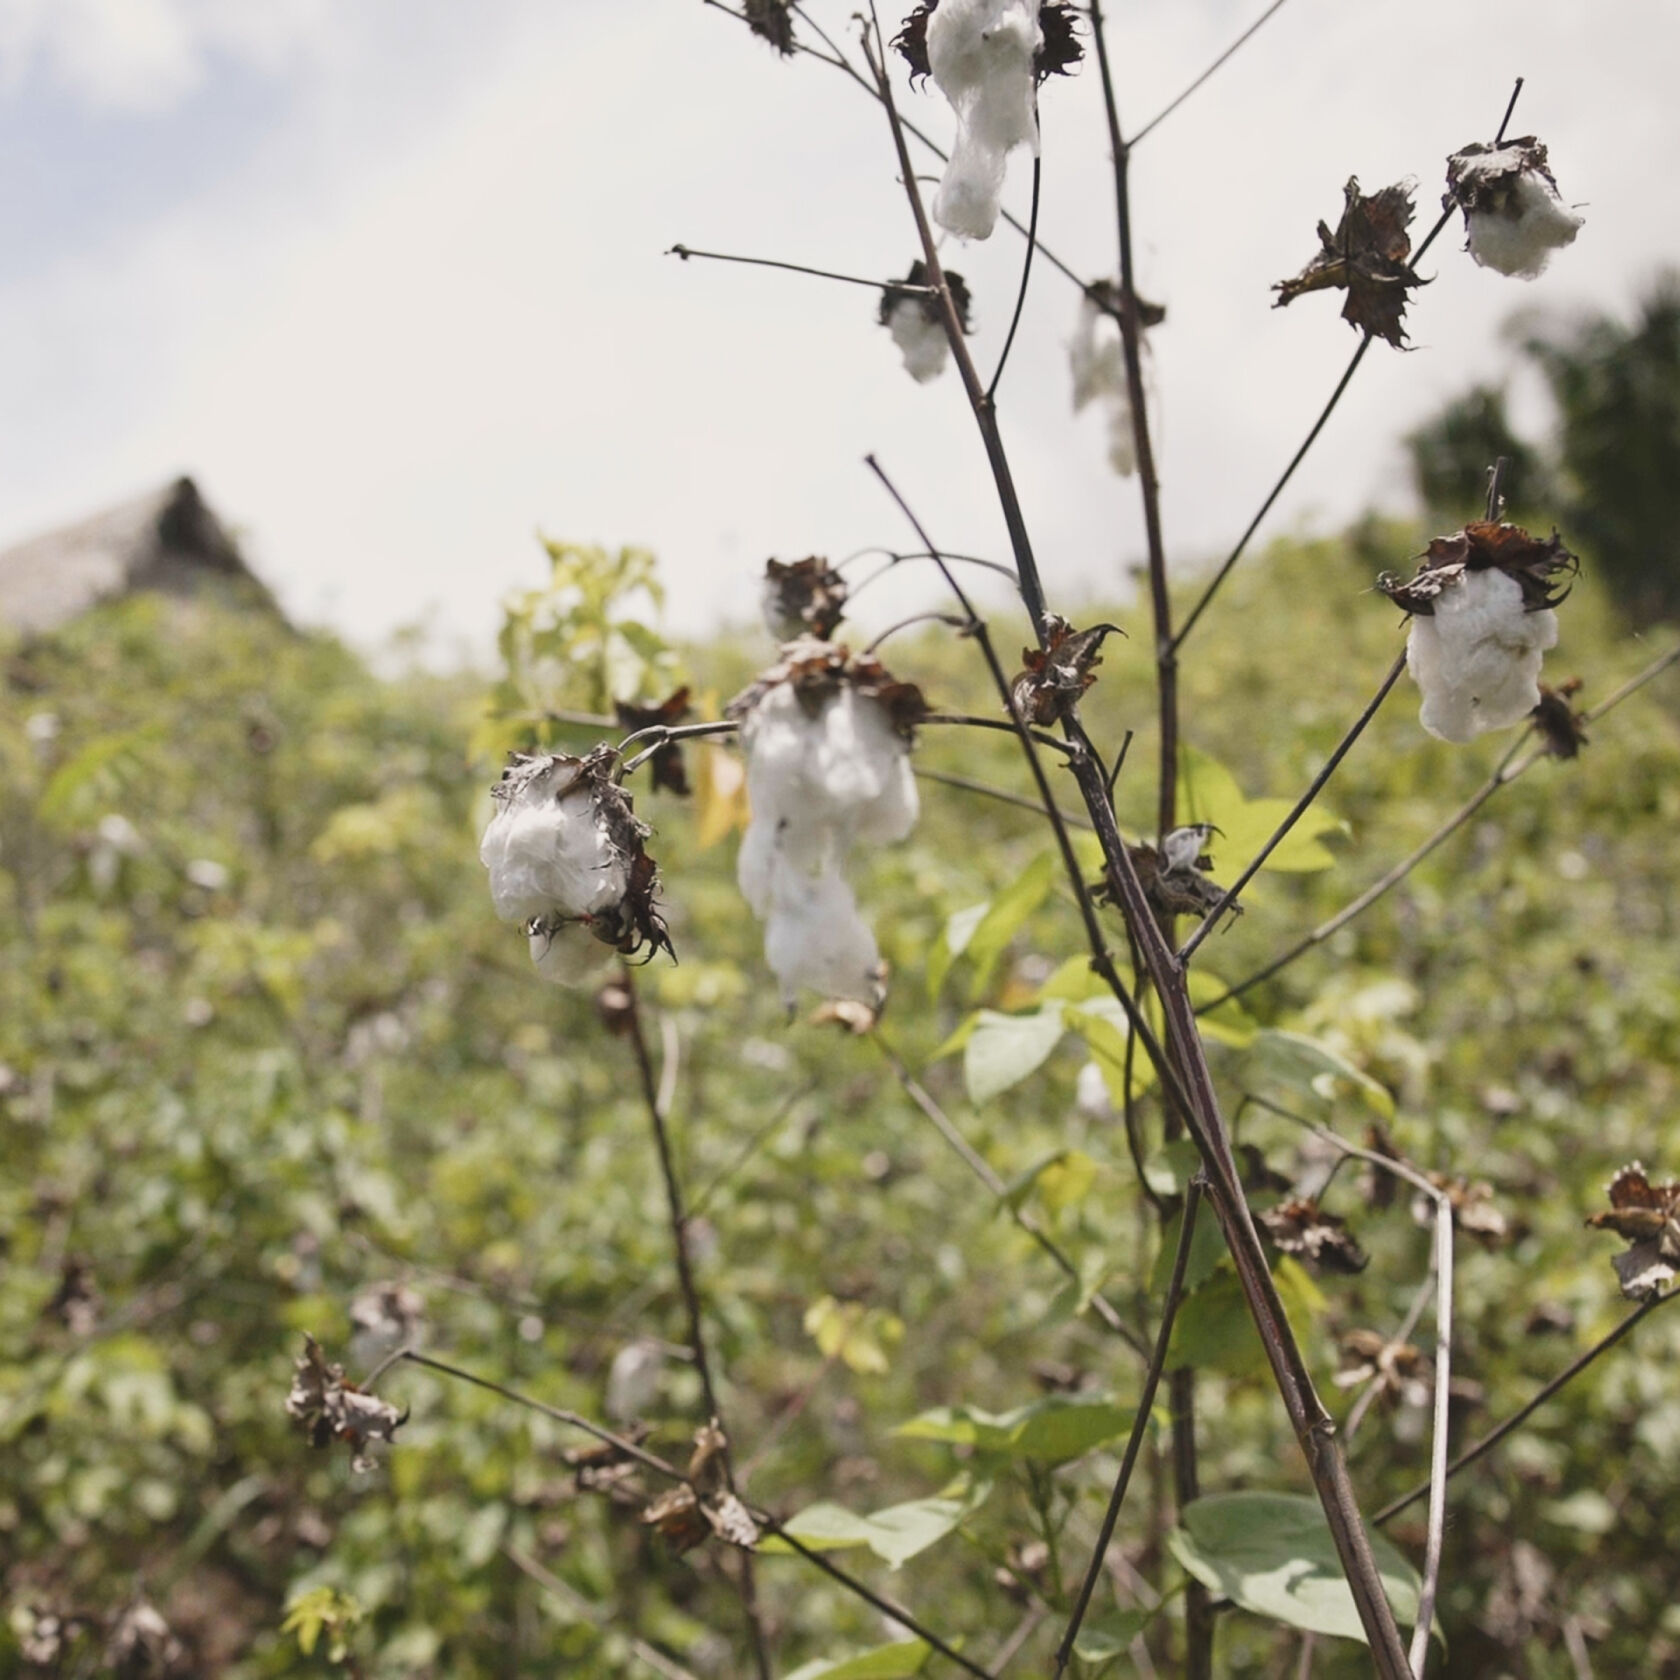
xmin=1034 ymin=955 xmax=1110 ymax=1004
xmin=782 ymin=1638 xmax=932 ymax=1680
xmin=1178 ymin=743 xmax=1346 ymax=874
xmin=963 ymin=1007 xmax=1066 ymax=1105
xmin=1169 ymin=1258 xmax=1323 ymax=1378
xmin=1064 ymin=1000 xmax=1159 ymax=1105
xmin=1149 ymin=1204 xmax=1229 ymax=1298
xmin=928 ymin=902 xmax=989 ymax=1000
xmin=963 ymin=851 xmax=1055 ymax=1000
xmin=895 ymin=1395 xmax=1133 ymax=1464
xmin=1246 ymin=1029 xmax=1395 ymax=1120
xmin=1143 ymin=1139 xmax=1205 ymax=1200
xmin=1169 ymin=1492 xmax=1426 ymax=1646
xmin=1072 ymin=1609 xmax=1155 ymax=1662
xmin=763 ymin=1487 xmax=984 ymax=1568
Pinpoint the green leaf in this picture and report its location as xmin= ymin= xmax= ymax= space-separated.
xmin=1178 ymin=743 xmax=1346 ymax=875
xmin=781 ymin=1638 xmax=932 ymax=1680
xmin=1246 ymin=1030 xmax=1395 ymax=1120
xmin=1187 ymin=971 xmax=1258 ymax=1048
xmin=928 ymin=902 xmax=989 ymax=1000
xmin=1169 ymin=1492 xmax=1427 ymax=1646
xmin=1149 ymin=1205 xmax=1228 ymax=1298
xmin=1064 ymin=1000 xmax=1159 ymax=1105
xmin=1072 ymin=1609 xmax=1155 ymax=1662
xmin=895 ymin=1395 xmax=1133 ymax=1464
xmin=1001 ymin=1148 xmax=1097 ymax=1214
xmin=763 ymin=1488 xmax=984 ymax=1568
xmin=963 ymin=851 xmax=1055 ymax=1000
xmin=963 ymin=1007 xmax=1066 ymax=1105
xmin=804 ymin=1296 xmax=905 ymax=1376
xmin=1168 ymin=1257 xmax=1324 ymax=1378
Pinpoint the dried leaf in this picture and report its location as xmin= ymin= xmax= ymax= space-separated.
xmin=704 ymin=1491 xmax=762 ymax=1549
xmin=1010 ymin=615 xmax=1122 ymax=726
xmin=763 ymin=558 xmax=850 ymax=642
xmin=1444 ymin=136 xmax=1560 ymax=215
xmin=1411 ymin=1173 xmax=1509 ymax=1243
xmin=1532 ymin=679 xmax=1588 ymax=759
xmin=743 ymin=0 xmax=795 ymax=55
xmin=878 ymin=259 xmax=973 ymax=336
xmin=1260 ymin=1197 xmax=1369 ymax=1274
xmin=1587 ymin=1162 xmax=1680 ymax=1301
xmin=687 ymin=1420 xmax=729 ymax=1486
xmin=641 ymin=1484 xmax=709 ymax=1552
xmin=285 ymin=1335 xmax=407 ymax=1472
xmin=1273 ymin=178 xmax=1423 ymax=349
xmin=1116 ymin=842 xmax=1235 ymax=923
xmin=1377 ymin=521 xmax=1578 ymax=616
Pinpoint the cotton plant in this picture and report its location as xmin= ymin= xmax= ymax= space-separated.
xmin=479 ymin=746 xmax=671 ymax=983
xmin=1445 ymin=136 xmax=1583 ymax=279
xmin=893 ymin=0 xmax=1083 ymax=241
xmin=725 ymin=638 xmax=928 ymax=1006
xmin=1378 ymin=521 xmax=1577 ymax=742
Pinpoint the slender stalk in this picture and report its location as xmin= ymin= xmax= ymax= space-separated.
xmin=667 ymin=242 xmax=930 ymax=295
xmin=621 ymin=971 xmax=773 ymax=1680
xmin=873 ymin=1033 xmax=1149 ymax=1359
xmin=1410 ymin=1206 xmax=1453 ymax=1677
xmin=1089 ymin=0 xmax=1176 ymax=839
xmin=1129 ymin=0 xmax=1296 ymax=146
xmin=926 ymin=711 xmax=1076 ymax=755
xmin=985 ymin=156 xmax=1042 ymax=403
xmin=862 ymin=610 xmax=970 ymax=653
xmin=915 ymin=765 xmax=1095 ymax=831
xmin=1054 ymin=1180 xmax=1205 ymax=1677
xmin=1374 ymin=1288 xmax=1680 ymax=1527
xmin=1177 ymin=650 xmax=1407 ymax=962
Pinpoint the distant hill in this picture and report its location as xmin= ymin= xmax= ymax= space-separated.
xmin=0 ymin=477 xmax=281 ymax=635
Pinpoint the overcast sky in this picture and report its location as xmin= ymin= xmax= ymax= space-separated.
xmin=1 ymin=0 xmax=1676 ymax=657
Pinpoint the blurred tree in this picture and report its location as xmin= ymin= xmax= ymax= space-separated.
xmin=1523 ymin=272 xmax=1680 ymax=621
xmin=1403 ymin=383 xmax=1550 ymax=522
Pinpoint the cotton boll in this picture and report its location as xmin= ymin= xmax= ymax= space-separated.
xmin=927 ymin=0 xmax=1042 ymax=240
xmin=763 ymin=864 xmax=882 ymax=1006
xmin=1407 ymin=568 xmax=1558 ymax=742
xmin=606 ymin=1342 xmax=664 ymax=1423
xmin=886 ymin=296 xmax=950 ymax=383
xmin=814 ymin=688 xmax=919 ymax=844
xmin=480 ymin=760 xmax=627 ymax=925
xmin=1466 ymin=169 xmax=1583 ymax=279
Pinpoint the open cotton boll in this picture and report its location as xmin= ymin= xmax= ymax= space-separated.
xmin=480 ymin=759 xmax=627 ymax=925
xmin=928 ymin=0 xmax=1042 ymax=239
xmin=1407 ymin=568 xmax=1558 ymax=742
xmin=763 ymin=863 xmax=882 ymax=1006
xmin=1465 ymin=169 xmax=1584 ymax=278
xmin=886 ymin=296 xmax=950 ymax=383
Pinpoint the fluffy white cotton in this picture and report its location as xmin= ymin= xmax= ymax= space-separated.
xmin=1068 ymin=296 xmax=1139 ymax=476
xmin=1406 ymin=568 xmax=1558 ymax=742
xmin=886 ymin=296 xmax=950 ymax=383
xmin=763 ymin=863 xmax=882 ymax=1007
xmin=480 ymin=759 xmax=626 ymax=926
xmin=736 ymin=681 xmax=917 ymax=1002
xmin=1465 ymin=167 xmax=1583 ymax=280
xmin=928 ymin=0 xmax=1042 ymax=240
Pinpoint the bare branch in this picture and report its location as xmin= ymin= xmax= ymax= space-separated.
xmin=1130 ymin=0 xmax=1296 ymax=146
xmin=667 ymin=242 xmax=931 ymax=294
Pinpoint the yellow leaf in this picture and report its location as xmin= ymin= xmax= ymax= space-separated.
xmin=695 ymin=745 xmax=749 ymax=850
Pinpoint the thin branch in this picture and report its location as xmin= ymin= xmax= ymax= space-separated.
xmin=1374 ymin=1288 xmax=1680 ymax=1527
xmin=863 ymin=610 xmax=971 ymax=653
xmin=622 ymin=970 xmax=773 ymax=1680
xmin=763 ymin=1522 xmax=995 ymax=1680
xmin=915 ymin=765 xmax=1095 ymax=831
xmin=1411 ymin=1203 xmax=1453 ymax=1677
xmin=873 ymin=1032 xmax=1149 ymax=1359
xmin=399 ymin=1350 xmax=683 ymax=1481
xmin=1054 ymin=1178 xmax=1205 ymax=1677
xmin=503 ymin=1545 xmax=702 ymax=1680
xmin=1173 ymin=336 xmax=1371 ymax=651
xmin=988 ymin=1605 xmax=1048 ymax=1677
xmin=618 ymin=719 xmax=738 ymax=779
xmin=687 ymin=1083 xmax=817 ymax=1221
xmin=1177 ymin=650 xmax=1407 ymax=962
xmin=985 ymin=155 xmax=1042 ymax=404
xmin=925 ymin=711 xmax=1078 ymax=756
xmin=667 ymin=242 xmax=926 ymax=295
xmin=1129 ymin=0 xmax=1295 ymax=146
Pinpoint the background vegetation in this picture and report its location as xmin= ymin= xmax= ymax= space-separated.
xmin=2 ymin=498 xmax=1677 ymax=1674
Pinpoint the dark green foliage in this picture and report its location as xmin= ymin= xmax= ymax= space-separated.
xmin=1405 ymin=383 xmax=1551 ymax=521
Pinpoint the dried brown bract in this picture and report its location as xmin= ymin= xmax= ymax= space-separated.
xmin=893 ymin=0 xmax=1083 ymax=85
xmin=641 ymin=1483 xmax=709 ymax=1552
xmin=763 ymin=557 xmax=850 ymax=642
xmin=1587 ymin=1162 xmax=1680 ymax=1300
xmin=1259 ymin=1197 xmax=1369 ymax=1274
xmin=285 ymin=1335 xmax=408 ymax=1472
xmin=726 ymin=637 xmax=931 ymax=741
xmin=1532 ymin=678 xmax=1589 ymax=759
xmin=743 ymin=0 xmax=796 ymax=55
xmin=878 ymin=259 xmax=973 ymax=335
xmin=615 ymin=688 xmax=694 ymax=796
xmin=1010 ymin=614 xmax=1121 ymax=726
xmin=1272 ymin=178 xmax=1424 ymax=349
xmin=1378 ymin=521 xmax=1578 ymax=616
xmin=1118 ymin=838 xmax=1235 ymax=923
xmin=1336 ymin=1328 xmax=1432 ymax=1409
xmin=1084 ymin=276 xmax=1167 ymax=330
xmin=1359 ymin=1122 xmax=1406 ymax=1211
